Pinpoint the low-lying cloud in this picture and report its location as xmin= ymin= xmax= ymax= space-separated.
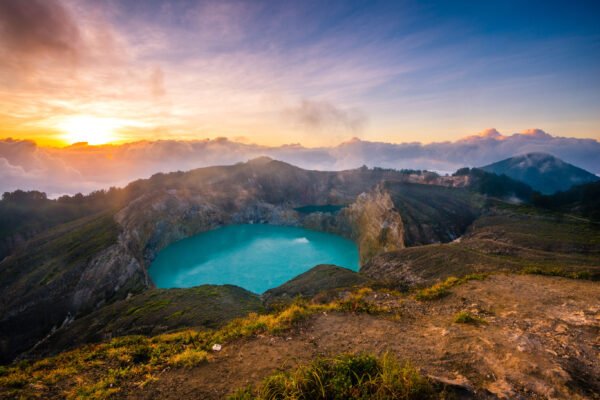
xmin=1 ymin=129 xmax=599 ymax=196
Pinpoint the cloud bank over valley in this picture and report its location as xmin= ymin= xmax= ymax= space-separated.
xmin=1 ymin=128 xmax=599 ymax=196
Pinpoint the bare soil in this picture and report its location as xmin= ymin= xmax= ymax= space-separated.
xmin=128 ymin=275 xmax=600 ymax=400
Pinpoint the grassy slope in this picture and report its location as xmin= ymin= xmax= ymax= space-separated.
xmin=34 ymin=285 xmax=264 ymax=358
xmin=362 ymin=202 xmax=600 ymax=285
xmin=262 ymin=265 xmax=372 ymax=307
xmin=0 ymin=214 xmax=121 ymax=363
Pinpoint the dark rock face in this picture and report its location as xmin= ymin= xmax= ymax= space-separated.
xmin=383 ymin=181 xmax=482 ymax=246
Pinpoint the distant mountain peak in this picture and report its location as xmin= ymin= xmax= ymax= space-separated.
xmin=481 ymin=153 xmax=598 ymax=194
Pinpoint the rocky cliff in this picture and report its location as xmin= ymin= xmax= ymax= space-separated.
xmin=341 ymin=185 xmax=405 ymax=264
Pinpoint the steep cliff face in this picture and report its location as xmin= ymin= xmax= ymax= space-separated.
xmin=71 ymin=239 xmax=146 ymax=313
xmin=341 ymin=186 xmax=405 ymax=264
xmin=384 ymin=181 xmax=482 ymax=246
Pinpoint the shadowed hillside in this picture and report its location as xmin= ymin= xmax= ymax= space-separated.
xmin=480 ymin=153 xmax=599 ymax=194
xmin=363 ymin=202 xmax=600 ymax=287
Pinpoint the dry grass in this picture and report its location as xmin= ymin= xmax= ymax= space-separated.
xmin=229 ymin=353 xmax=447 ymax=399
xmin=415 ymin=274 xmax=487 ymax=301
xmin=0 ymin=288 xmax=394 ymax=399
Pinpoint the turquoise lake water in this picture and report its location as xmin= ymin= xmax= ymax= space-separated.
xmin=149 ymin=224 xmax=360 ymax=294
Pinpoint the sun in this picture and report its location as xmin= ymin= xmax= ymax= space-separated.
xmin=58 ymin=116 xmax=124 ymax=145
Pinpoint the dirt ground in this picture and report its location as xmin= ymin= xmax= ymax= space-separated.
xmin=128 ymin=275 xmax=600 ymax=400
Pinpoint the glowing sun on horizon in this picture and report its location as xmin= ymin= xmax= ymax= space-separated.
xmin=58 ymin=116 xmax=124 ymax=145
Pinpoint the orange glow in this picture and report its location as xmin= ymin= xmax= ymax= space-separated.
xmin=57 ymin=116 xmax=126 ymax=145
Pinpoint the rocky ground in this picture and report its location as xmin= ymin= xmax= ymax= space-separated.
xmin=127 ymin=274 xmax=599 ymax=400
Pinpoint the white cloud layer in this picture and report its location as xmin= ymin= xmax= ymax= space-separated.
xmin=1 ymin=129 xmax=599 ymax=196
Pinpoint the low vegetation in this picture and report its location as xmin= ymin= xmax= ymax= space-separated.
xmin=168 ymin=348 xmax=210 ymax=368
xmin=415 ymin=274 xmax=487 ymax=301
xmin=229 ymin=353 xmax=450 ymax=400
xmin=453 ymin=311 xmax=487 ymax=325
xmin=29 ymin=285 xmax=265 ymax=358
xmin=0 ymin=289 xmax=393 ymax=399
xmin=521 ymin=266 xmax=594 ymax=280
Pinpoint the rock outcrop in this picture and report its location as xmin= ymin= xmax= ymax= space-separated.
xmin=341 ymin=186 xmax=405 ymax=264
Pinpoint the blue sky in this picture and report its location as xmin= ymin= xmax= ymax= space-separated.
xmin=0 ymin=0 xmax=599 ymax=145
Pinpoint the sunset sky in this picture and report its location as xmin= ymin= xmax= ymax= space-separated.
xmin=1 ymin=0 xmax=599 ymax=148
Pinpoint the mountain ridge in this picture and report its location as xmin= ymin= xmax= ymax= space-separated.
xmin=480 ymin=152 xmax=599 ymax=194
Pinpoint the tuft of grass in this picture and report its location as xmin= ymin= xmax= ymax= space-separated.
xmin=168 ymin=348 xmax=210 ymax=368
xmin=453 ymin=311 xmax=487 ymax=325
xmin=337 ymin=287 xmax=389 ymax=314
xmin=416 ymin=274 xmax=487 ymax=301
xmin=229 ymin=353 xmax=445 ymax=400
xmin=521 ymin=266 xmax=593 ymax=280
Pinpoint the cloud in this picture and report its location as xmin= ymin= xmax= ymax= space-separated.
xmin=283 ymin=99 xmax=367 ymax=133
xmin=0 ymin=0 xmax=82 ymax=63
xmin=0 ymin=138 xmax=88 ymax=196
xmin=1 ymin=129 xmax=598 ymax=196
xmin=0 ymin=0 xmax=121 ymax=79
xmin=149 ymin=66 xmax=166 ymax=98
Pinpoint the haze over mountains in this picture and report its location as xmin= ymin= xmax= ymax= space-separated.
xmin=481 ymin=153 xmax=599 ymax=194
xmin=1 ymin=128 xmax=599 ymax=196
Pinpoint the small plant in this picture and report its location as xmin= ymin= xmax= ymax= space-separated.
xmin=415 ymin=283 xmax=452 ymax=301
xmin=337 ymin=287 xmax=388 ymax=314
xmin=416 ymin=274 xmax=487 ymax=301
xmin=168 ymin=348 xmax=210 ymax=368
xmin=453 ymin=311 xmax=487 ymax=325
